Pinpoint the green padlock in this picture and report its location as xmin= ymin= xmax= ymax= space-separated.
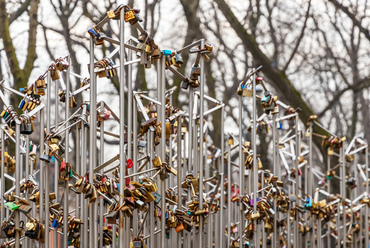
xmin=4 ymin=202 xmax=19 ymax=211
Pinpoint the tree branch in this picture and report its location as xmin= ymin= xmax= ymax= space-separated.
xmin=328 ymin=0 xmax=370 ymax=42
xmin=9 ymin=0 xmax=31 ymax=24
xmin=282 ymin=0 xmax=311 ymax=72
xmin=23 ymin=0 xmax=39 ymax=80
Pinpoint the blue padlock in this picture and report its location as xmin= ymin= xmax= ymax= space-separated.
xmin=18 ymin=100 xmax=25 ymax=109
xmin=52 ymin=219 xmax=59 ymax=228
xmin=162 ymin=50 xmax=172 ymax=56
xmin=261 ymin=94 xmax=271 ymax=104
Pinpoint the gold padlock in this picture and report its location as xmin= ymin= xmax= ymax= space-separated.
xmin=242 ymin=88 xmax=253 ymax=97
xmin=107 ymin=10 xmax=116 ymax=19
xmin=152 ymin=156 xmax=162 ymax=167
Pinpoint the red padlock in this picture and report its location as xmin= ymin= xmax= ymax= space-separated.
xmin=60 ymin=161 xmax=66 ymax=172
xmin=127 ymin=159 xmax=133 ymax=169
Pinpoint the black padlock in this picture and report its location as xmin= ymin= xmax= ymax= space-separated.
xmin=181 ymin=79 xmax=189 ymax=90
xmin=160 ymin=167 xmax=169 ymax=180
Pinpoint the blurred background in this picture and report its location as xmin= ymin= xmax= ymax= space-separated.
xmin=0 ymin=0 xmax=369 ymax=178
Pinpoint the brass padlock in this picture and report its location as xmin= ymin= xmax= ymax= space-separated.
xmin=242 ymin=85 xmax=253 ymax=97
xmin=51 ymin=68 xmax=60 ymax=81
xmin=152 ymin=156 xmax=162 ymax=167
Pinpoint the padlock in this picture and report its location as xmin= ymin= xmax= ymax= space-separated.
xmin=173 ymin=53 xmax=183 ymax=67
xmin=228 ymin=136 xmax=234 ymax=145
xmin=107 ymin=10 xmax=116 ymax=19
xmin=153 ymin=192 xmax=161 ymax=203
xmin=160 ymin=167 xmax=169 ymax=180
xmin=152 ymin=48 xmax=161 ymax=60
xmin=20 ymin=115 xmax=33 ymax=135
xmin=124 ymin=10 xmax=136 ymax=22
xmin=242 ymin=87 xmax=253 ymax=97
xmin=51 ymin=68 xmax=60 ymax=81
xmin=132 ymin=241 xmax=142 ymax=248
xmin=190 ymin=65 xmax=201 ymax=80
xmin=40 ymin=154 xmax=51 ymax=163
xmin=251 ymin=211 xmax=260 ymax=220
xmin=69 ymin=94 xmax=77 ymax=108
xmin=165 ymin=121 xmax=172 ymax=138
xmin=152 ymin=156 xmax=162 ymax=167
xmin=175 ymin=223 xmax=184 ymax=232
xmin=181 ymin=78 xmax=190 ymax=90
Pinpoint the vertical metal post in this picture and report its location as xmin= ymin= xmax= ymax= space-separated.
xmin=342 ymin=147 xmax=346 ymax=246
xmin=220 ymin=105 xmax=225 ymax=248
xmin=294 ymin=115 xmax=299 ymax=248
xmin=14 ymin=123 xmax=20 ymax=248
xmin=365 ymin=147 xmax=369 ymax=247
xmin=76 ymin=121 xmax=80 ymax=216
xmin=99 ymin=101 xmax=105 ymax=248
xmin=337 ymin=201 xmax=341 ymax=248
xmin=353 ymin=153 xmax=357 ymax=248
xmin=199 ymin=39 xmax=205 ymax=248
xmin=0 ymin=130 xmax=4 ymax=243
xmin=272 ymin=114 xmax=277 ymax=247
xmin=39 ymin=107 xmax=44 ymax=242
xmin=149 ymin=130 xmax=155 ymax=248
xmin=238 ymin=95 xmax=243 ymax=248
xmin=64 ymin=56 xmax=71 ymax=248
xmin=82 ymin=112 xmax=88 ymax=248
xmin=177 ymin=115 xmax=182 ymax=248
xmin=327 ymin=153 xmax=331 ymax=248
xmin=252 ymin=69 xmax=258 ymax=247
xmin=309 ymin=124 xmax=314 ymax=248
xmin=119 ymin=10 xmax=126 ymax=248
xmin=45 ymin=69 xmax=51 ymax=247
xmin=159 ymin=55 xmax=166 ymax=248
xmin=89 ymin=36 xmax=95 ymax=248
xmin=54 ymin=76 xmax=59 ymax=248
xmin=227 ymin=142 xmax=231 ymax=248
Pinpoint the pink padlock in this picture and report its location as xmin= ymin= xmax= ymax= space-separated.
xmin=103 ymin=110 xmax=111 ymax=121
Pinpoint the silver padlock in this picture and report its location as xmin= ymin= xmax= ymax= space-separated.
xmin=40 ymin=153 xmax=51 ymax=163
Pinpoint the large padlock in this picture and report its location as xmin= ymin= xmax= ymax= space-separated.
xmin=160 ymin=167 xmax=169 ymax=180
xmin=151 ymin=48 xmax=161 ymax=60
xmin=132 ymin=241 xmax=142 ymax=248
xmin=51 ymin=68 xmax=60 ymax=81
xmin=20 ymin=115 xmax=33 ymax=135
xmin=242 ymin=86 xmax=253 ymax=97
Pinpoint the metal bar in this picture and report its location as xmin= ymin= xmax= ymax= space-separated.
xmin=0 ymin=131 xmax=5 ymax=244
xmin=159 ymin=54 xmax=166 ymax=248
xmin=119 ymin=10 xmax=126 ymax=248
xmin=14 ymin=123 xmax=20 ymax=248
